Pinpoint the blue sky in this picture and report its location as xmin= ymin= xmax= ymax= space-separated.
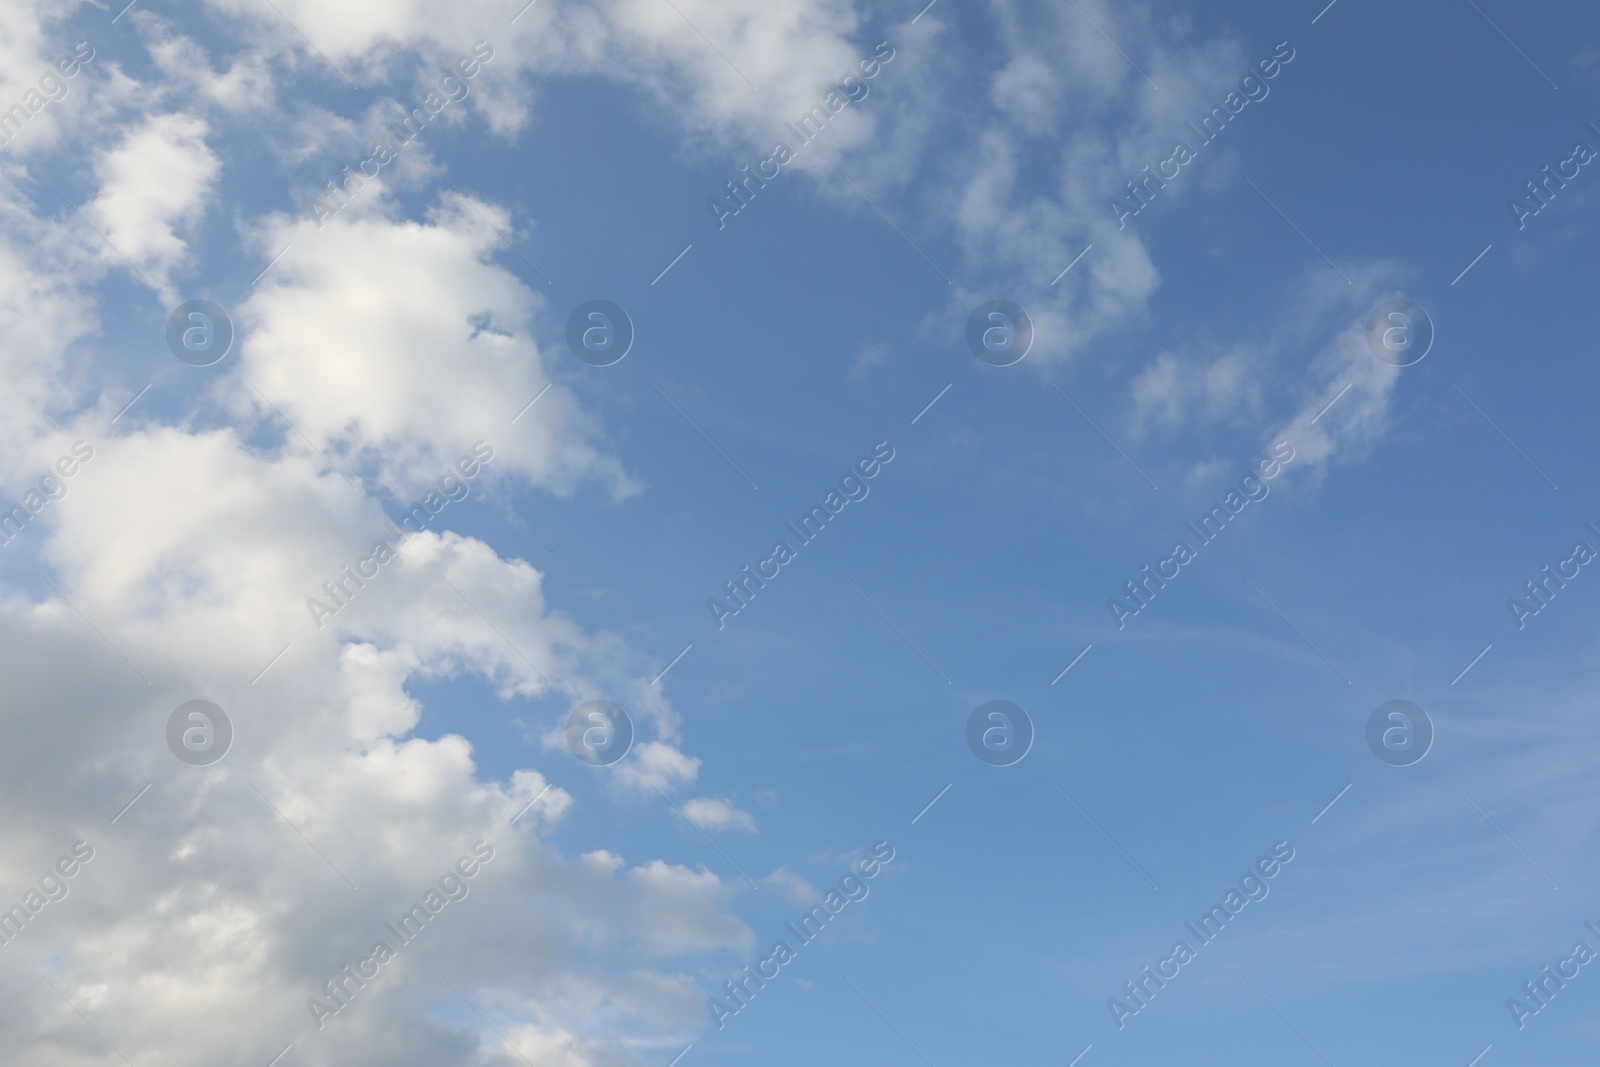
xmin=2 ymin=0 xmax=1600 ymax=1065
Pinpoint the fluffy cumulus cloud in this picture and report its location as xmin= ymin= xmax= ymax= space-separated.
xmin=0 ymin=405 xmax=736 ymax=1065
xmin=0 ymin=7 xmax=754 ymax=1066
xmin=0 ymin=0 xmax=1411 ymax=1062
xmin=86 ymin=112 xmax=220 ymax=298
xmin=0 ymin=188 xmax=103 ymax=481
xmin=0 ymin=418 xmax=742 ymax=1057
xmin=0 ymin=2 xmax=88 ymax=157
xmin=232 ymin=189 xmax=635 ymax=502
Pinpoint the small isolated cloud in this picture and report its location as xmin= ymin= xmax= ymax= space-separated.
xmin=849 ymin=341 xmax=892 ymax=380
xmin=1182 ymin=457 xmax=1231 ymax=487
xmin=763 ymin=867 xmax=819 ymax=904
xmin=610 ymin=740 xmax=701 ymax=795
xmin=680 ymin=797 xmax=756 ymax=833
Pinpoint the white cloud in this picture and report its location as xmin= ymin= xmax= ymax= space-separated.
xmin=0 ymin=49 xmax=726 ymax=1057
xmin=1130 ymin=348 xmax=1263 ymax=437
xmin=1117 ymin=264 xmax=1408 ymax=479
xmin=180 ymin=0 xmax=1281 ymax=374
xmin=233 ymin=189 xmax=636 ymax=502
xmin=139 ymin=16 xmax=278 ymax=114
xmin=762 ymin=868 xmax=819 ymax=905
xmin=1257 ymin=266 xmax=1408 ymax=479
xmin=849 ymin=341 xmax=892 ymax=380
xmin=0 ymin=4 xmax=1433 ymax=1064
xmin=680 ymin=798 xmax=756 ymax=833
xmin=893 ymin=0 xmax=1246 ymax=364
xmin=0 ymin=190 xmax=103 ymax=485
xmin=86 ymin=112 xmax=220 ymax=298
xmin=609 ymin=741 xmax=701 ymax=796
xmin=0 ymin=406 xmax=737 ymax=1064
xmin=1268 ymin=316 xmax=1402 ymax=477
xmin=0 ymin=4 xmax=85 ymax=158
xmin=199 ymin=0 xmax=882 ymax=167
